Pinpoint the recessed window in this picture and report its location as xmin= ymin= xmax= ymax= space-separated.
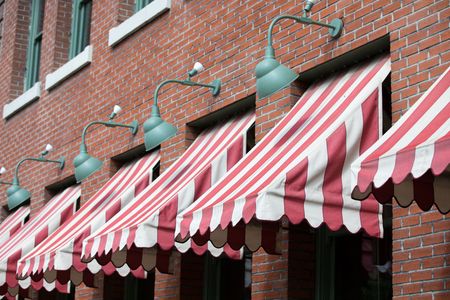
xmin=135 ymin=0 xmax=153 ymax=12
xmin=37 ymin=285 xmax=75 ymax=300
xmin=69 ymin=0 xmax=92 ymax=59
xmin=314 ymin=206 xmax=392 ymax=300
xmin=103 ymin=273 xmax=155 ymax=300
xmin=203 ymin=252 xmax=252 ymax=300
xmin=44 ymin=0 xmax=93 ymax=90
xmin=108 ymin=0 xmax=170 ymax=47
xmin=24 ymin=0 xmax=45 ymax=91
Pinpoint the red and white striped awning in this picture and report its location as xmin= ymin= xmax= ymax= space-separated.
xmin=175 ymin=55 xmax=391 ymax=254
xmin=16 ymin=151 xmax=160 ymax=291
xmin=0 ymin=205 xmax=30 ymax=245
xmin=81 ymin=112 xmax=255 ymax=273
xmin=0 ymin=185 xmax=80 ymax=298
xmin=352 ymin=66 xmax=450 ymax=213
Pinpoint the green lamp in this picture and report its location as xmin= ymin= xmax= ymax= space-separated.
xmin=144 ymin=62 xmax=221 ymax=151
xmin=74 ymin=105 xmax=138 ymax=183
xmin=255 ymin=0 xmax=344 ymax=99
xmin=6 ymin=144 xmax=65 ymax=211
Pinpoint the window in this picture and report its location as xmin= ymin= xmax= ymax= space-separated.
xmin=135 ymin=0 xmax=153 ymax=12
xmin=24 ymin=0 xmax=45 ymax=90
xmin=103 ymin=273 xmax=155 ymax=300
xmin=69 ymin=0 xmax=92 ymax=59
xmin=315 ymin=206 xmax=392 ymax=300
xmin=124 ymin=274 xmax=155 ymax=300
xmin=38 ymin=283 xmax=75 ymax=300
xmin=0 ymin=0 xmax=5 ymax=52
xmin=108 ymin=0 xmax=170 ymax=47
xmin=203 ymin=252 xmax=252 ymax=300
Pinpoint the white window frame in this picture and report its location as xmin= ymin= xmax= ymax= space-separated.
xmin=108 ymin=0 xmax=170 ymax=47
xmin=45 ymin=45 xmax=93 ymax=90
xmin=3 ymin=82 xmax=41 ymax=119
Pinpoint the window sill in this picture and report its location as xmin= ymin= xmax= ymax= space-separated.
xmin=3 ymin=82 xmax=41 ymax=119
xmin=108 ymin=0 xmax=171 ymax=47
xmin=45 ymin=45 xmax=93 ymax=90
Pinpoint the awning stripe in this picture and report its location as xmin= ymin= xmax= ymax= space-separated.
xmin=0 ymin=185 xmax=80 ymax=297
xmin=0 ymin=206 xmax=30 ymax=245
xmin=81 ymin=112 xmax=254 ymax=273
xmin=352 ymin=66 xmax=450 ymax=213
xmin=175 ymin=55 xmax=390 ymax=254
xmin=99 ymin=114 xmax=252 ymax=234
xmin=16 ymin=151 xmax=159 ymax=288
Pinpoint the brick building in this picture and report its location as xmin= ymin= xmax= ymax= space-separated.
xmin=0 ymin=0 xmax=448 ymax=300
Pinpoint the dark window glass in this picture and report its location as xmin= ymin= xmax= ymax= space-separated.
xmin=203 ymin=252 xmax=251 ymax=300
xmin=38 ymin=284 xmax=75 ymax=300
xmin=104 ymin=272 xmax=155 ymax=300
xmin=24 ymin=0 xmax=45 ymax=89
xmin=135 ymin=0 xmax=153 ymax=12
xmin=315 ymin=205 xmax=392 ymax=300
xmin=69 ymin=0 xmax=92 ymax=59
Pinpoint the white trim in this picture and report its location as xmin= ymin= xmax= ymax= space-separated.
xmin=45 ymin=45 xmax=93 ymax=90
xmin=378 ymin=84 xmax=383 ymax=138
xmin=3 ymin=82 xmax=41 ymax=119
xmin=108 ymin=0 xmax=171 ymax=47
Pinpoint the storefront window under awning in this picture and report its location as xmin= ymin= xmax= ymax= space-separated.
xmin=175 ymin=55 xmax=391 ymax=255
xmin=17 ymin=151 xmax=160 ymax=291
xmin=0 ymin=205 xmax=30 ymax=244
xmin=352 ymin=66 xmax=450 ymax=214
xmin=81 ymin=112 xmax=255 ymax=274
xmin=0 ymin=185 xmax=80 ymax=298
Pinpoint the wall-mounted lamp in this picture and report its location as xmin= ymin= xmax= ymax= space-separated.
xmin=0 ymin=167 xmax=13 ymax=185
xmin=73 ymin=105 xmax=138 ymax=183
xmin=6 ymin=144 xmax=65 ymax=211
xmin=255 ymin=0 xmax=344 ymax=99
xmin=143 ymin=62 xmax=221 ymax=151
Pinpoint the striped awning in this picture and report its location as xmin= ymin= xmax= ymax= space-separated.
xmin=81 ymin=112 xmax=255 ymax=273
xmin=175 ymin=55 xmax=390 ymax=254
xmin=0 ymin=206 xmax=30 ymax=245
xmin=352 ymin=66 xmax=450 ymax=213
xmin=0 ymin=185 xmax=80 ymax=298
xmin=16 ymin=151 xmax=160 ymax=291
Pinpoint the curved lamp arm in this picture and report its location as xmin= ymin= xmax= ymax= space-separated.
xmin=266 ymin=13 xmax=343 ymax=55
xmin=0 ymin=181 xmax=12 ymax=185
xmin=13 ymin=156 xmax=65 ymax=186
xmin=79 ymin=120 xmax=138 ymax=152
xmin=153 ymin=77 xmax=221 ymax=107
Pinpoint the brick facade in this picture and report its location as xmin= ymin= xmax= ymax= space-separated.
xmin=0 ymin=0 xmax=448 ymax=299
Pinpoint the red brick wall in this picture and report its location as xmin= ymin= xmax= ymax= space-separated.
xmin=46 ymin=0 xmax=72 ymax=70
xmin=392 ymin=205 xmax=450 ymax=300
xmin=0 ymin=0 xmax=448 ymax=299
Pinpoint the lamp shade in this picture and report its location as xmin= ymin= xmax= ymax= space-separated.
xmin=255 ymin=56 xmax=299 ymax=100
xmin=7 ymin=183 xmax=30 ymax=211
xmin=143 ymin=105 xmax=177 ymax=151
xmin=73 ymin=150 xmax=103 ymax=183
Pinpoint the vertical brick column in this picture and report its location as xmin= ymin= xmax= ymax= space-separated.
xmin=251 ymin=83 xmax=306 ymax=299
